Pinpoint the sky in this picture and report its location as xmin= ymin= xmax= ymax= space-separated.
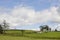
xmin=0 ymin=0 xmax=60 ymax=31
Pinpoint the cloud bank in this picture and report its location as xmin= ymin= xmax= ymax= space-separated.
xmin=0 ymin=5 xmax=60 ymax=28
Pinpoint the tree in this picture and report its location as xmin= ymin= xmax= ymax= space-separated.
xmin=0 ymin=24 xmax=3 ymax=34
xmin=40 ymin=26 xmax=44 ymax=31
xmin=3 ymin=20 xmax=9 ymax=33
xmin=55 ymin=29 xmax=57 ymax=31
xmin=45 ymin=25 xmax=49 ymax=31
xmin=40 ymin=25 xmax=51 ymax=32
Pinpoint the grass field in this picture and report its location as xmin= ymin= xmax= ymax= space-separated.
xmin=0 ymin=30 xmax=60 ymax=40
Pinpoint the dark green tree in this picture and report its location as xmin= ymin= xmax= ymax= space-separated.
xmin=0 ymin=24 xmax=3 ymax=34
xmin=40 ymin=25 xmax=50 ymax=32
xmin=55 ymin=29 xmax=57 ymax=31
xmin=40 ymin=26 xmax=44 ymax=31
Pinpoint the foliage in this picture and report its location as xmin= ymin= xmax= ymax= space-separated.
xmin=0 ymin=25 xmax=3 ymax=34
xmin=55 ymin=29 xmax=57 ymax=31
xmin=2 ymin=20 xmax=9 ymax=33
xmin=40 ymin=25 xmax=51 ymax=32
xmin=3 ymin=20 xmax=9 ymax=30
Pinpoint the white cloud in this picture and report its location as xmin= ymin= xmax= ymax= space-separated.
xmin=50 ymin=7 xmax=60 ymax=23
xmin=0 ymin=5 xmax=60 ymax=28
xmin=10 ymin=5 xmax=52 ymax=26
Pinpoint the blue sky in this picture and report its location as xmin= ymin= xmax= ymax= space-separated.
xmin=0 ymin=0 xmax=59 ymax=10
xmin=0 ymin=0 xmax=60 ymax=31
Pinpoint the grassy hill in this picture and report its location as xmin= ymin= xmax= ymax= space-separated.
xmin=0 ymin=30 xmax=60 ymax=40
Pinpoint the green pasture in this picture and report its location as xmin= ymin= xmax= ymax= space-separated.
xmin=0 ymin=30 xmax=60 ymax=40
